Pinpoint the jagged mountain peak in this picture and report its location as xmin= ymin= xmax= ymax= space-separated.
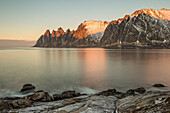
xmin=66 ymin=29 xmax=70 ymax=34
xmin=57 ymin=27 xmax=64 ymax=31
xmin=57 ymin=27 xmax=65 ymax=35
xmin=51 ymin=30 xmax=56 ymax=37
xmin=44 ymin=29 xmax=51 ymax=37
xmin=34 ymin=8 xmax=170 ymax=48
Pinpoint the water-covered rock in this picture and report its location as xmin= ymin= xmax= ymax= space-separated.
xmin=153 ymin=84 xmax=166 ymax=87
xmin=20 ymin=84 xmax=35 ymax=93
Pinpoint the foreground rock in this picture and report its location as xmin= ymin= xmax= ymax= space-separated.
xmin=97 ymin=87 xmax=146 ymax=99
xmin=12 ymin=95 xmax=117 ymax=113
xmin=0 ymin=87 xmax=170 ymax=113
xmin=0 ymin=99 xmax=32 ymax=111
xmin=25 ymin=90 xmax=52 ymax=102
xmin=117 ymin=91 xmax=170 ymax=113
xmin=20 ymin=84 xmax=35 ymax=93
xmin=53 ymin=90 xmax=83 ymax=100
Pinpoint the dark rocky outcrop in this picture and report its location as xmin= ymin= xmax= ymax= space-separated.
xmin=53 ymin=90 xmax=82 ymax=100
xmin=153 ymin=84 xmax=166 ymax=87
xmin=121 ymin=87 xmax=146 ymax=98
xmin=134 ymin=87 xmax=146 ymax=94
xmin=99 ymin=14 xmax=170 ymax=48
xmin=0 ymin=99 xmax=32 ymax=111
xmin=97 ymin=89 xmax=117 ymax=96
xmin=98 ymin=87 xmax=146 ymax=99
xmin=25 ymin=90 xmax=52 ymax=102
xmin=20 ymin=84 xmax=35 ymax=94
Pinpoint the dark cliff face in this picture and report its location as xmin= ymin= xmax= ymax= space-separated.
xmin=99 ymin=14 xmax=170 ymax=48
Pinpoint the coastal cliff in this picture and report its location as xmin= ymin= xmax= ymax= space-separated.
xmin=34 ymin=8 xmax=170 ymax=48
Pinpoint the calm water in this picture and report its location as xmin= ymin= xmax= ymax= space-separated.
xmin=0 ymin=47 xmax=170 ymax=97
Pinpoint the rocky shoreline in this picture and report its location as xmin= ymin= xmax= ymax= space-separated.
xmin=0 ymin=84 xmax=169 ymax=113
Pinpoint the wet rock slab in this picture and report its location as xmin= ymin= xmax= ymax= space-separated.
xmin=9 ymin=95 xmax=117 ymax=113
xmin=117 ymin=91 xmax=170 ymax=113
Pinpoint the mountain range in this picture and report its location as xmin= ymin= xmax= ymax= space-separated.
xmin=34 ymin=8 xmax=170 ymax=48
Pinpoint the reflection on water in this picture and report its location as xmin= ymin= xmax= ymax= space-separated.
xmin=0 ymin=47 xmax=170 ymax=97
xmin=82 ymin=48 xmax=107 ymax=89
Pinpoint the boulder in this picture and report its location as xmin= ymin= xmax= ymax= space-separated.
xmin=123 ymin=89 xmax=135 ymax=97
xmin=153 ymin=84 xmax=166 ymax=87
xmin=25 ymin=91 xmax=52 ymax=102
xmin=121 ymin=87 xmax=146 ymax=98
xmin=134 ymin=87 xmax=146 ymax=94
xmin=20 ymin=84 xmax=35 ymax=93
xmin=53 ymin=90 xmax=81 ymax=100
xmin=97 ymin=89 xmax=117 ymax=96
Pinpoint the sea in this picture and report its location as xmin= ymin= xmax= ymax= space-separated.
xmin=0 ymin=47 xmax=170 ymax=97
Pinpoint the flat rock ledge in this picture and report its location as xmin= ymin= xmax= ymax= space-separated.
xmin=0 ymin=89 xmax=170 ymax=113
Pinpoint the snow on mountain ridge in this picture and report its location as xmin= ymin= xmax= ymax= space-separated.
xmin=131 ymin=8 xmax=170 ymax=20
xmin=82 ymin=20 xmax=110 ymax=36
xmin=159 ymin=10 xmax=170 ymax=20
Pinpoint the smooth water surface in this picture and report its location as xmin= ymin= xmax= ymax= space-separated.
xmin=0 ymin=47 xmax=170 ymax=97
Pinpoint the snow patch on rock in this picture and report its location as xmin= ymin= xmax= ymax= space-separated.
xmin=82 ymin=20 xmax=109 ymax=37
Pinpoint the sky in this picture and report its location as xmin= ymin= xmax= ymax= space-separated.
xmin=0 ymin=0 xmax=169 ymax=46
